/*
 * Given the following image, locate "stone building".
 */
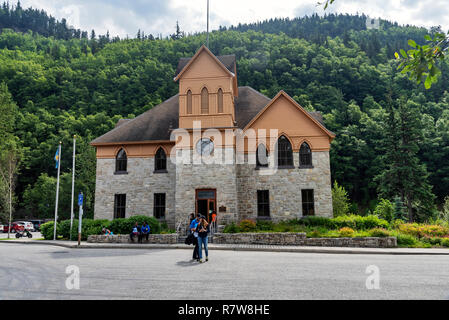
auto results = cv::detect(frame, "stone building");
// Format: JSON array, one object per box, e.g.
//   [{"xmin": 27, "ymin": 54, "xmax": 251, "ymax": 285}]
[{"xmin": 91, "ymin": 45, "xmax": 335, "ymax": 230}]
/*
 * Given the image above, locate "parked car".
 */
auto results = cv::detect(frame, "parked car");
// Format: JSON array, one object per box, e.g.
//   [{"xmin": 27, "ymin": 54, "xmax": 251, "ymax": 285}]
[
  {"xmin": 17, "ymin": 221, "xmax": 35, "ymax": 232},
  {"xmin": 3, "ymin": 222, "xmax": 24, "ymax": 233},
  {"xmin": 29, "ymin": 220, "xmax": 44, "ymax": 231}
]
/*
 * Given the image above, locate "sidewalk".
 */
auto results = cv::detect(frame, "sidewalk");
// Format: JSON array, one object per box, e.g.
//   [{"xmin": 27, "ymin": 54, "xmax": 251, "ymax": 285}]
[{"xmin": 3, "ymin": 239, "xmax": 449, "ymax": 255}]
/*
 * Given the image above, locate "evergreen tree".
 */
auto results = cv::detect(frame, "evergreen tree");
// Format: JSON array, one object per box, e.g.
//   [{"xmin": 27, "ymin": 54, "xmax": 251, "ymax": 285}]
[{"xmin": 376, "ymin": 97, "xmax": 436, "ymax": 221}]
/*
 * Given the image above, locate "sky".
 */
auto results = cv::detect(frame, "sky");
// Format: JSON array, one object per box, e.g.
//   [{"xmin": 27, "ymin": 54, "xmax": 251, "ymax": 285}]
[{"xmin": 18, "ymin": 0, "xmax": 449, "ymax": 38}]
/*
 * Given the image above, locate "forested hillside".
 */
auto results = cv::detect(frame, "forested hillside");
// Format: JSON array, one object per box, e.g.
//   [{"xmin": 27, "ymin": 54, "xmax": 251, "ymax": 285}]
[{"xmin": 0, "ymin": 3, "xmax": 447, "ymax": 221}]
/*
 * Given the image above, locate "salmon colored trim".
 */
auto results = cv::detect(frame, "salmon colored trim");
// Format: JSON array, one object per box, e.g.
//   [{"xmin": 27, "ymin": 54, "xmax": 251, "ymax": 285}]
[
  {"xmin": 174, "ymin": 45, "xmax": 235, "ymax": 82},
  {"xmin": 299, "ymin": 139, "xmax": 313, "ymax": 150},
  {"xmin": 243, "ymin": 91, "xmax": 335, "ymax": 139},
  {"xmin": 155, "ymin": 145, "xmax": 169, "ymax": 155},
  {"xmin": 114, "ymin": 146, "xmax": 130, "ymax": 157}
]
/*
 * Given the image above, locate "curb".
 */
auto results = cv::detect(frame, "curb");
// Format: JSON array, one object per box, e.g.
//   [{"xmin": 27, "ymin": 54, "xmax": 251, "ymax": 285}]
[{"xmin": 2, "ymin": 240, "xmax": 449, "ymax": 255}]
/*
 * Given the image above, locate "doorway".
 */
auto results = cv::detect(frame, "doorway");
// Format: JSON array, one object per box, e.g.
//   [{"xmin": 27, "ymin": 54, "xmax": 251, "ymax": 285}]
[{"xmin": 196, "ymin": 189, "xmax": 216, "ymax": 223}]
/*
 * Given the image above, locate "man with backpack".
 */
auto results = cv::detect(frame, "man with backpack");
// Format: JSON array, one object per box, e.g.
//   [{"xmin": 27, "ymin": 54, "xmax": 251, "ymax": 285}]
[{"xmin": 189, "ymin": 213, "xmax": 201, "ymax": 261}]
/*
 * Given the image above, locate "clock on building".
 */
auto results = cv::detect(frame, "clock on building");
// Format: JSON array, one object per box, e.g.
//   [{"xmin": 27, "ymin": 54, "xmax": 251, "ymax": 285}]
[{"xmin": 196, "ymin": 138, "xmax": 214, "ymax": 156}]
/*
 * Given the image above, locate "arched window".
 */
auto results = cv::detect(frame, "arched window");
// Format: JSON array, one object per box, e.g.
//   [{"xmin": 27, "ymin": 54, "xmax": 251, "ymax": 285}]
[
  {"xmin": 155, "ymin": 147, "xmax": 167, "ymax": 172},
  {"xmin": 115, "ymin": 148, "xmax": 127, "ymax": 173},
  {"xmin": 201, "ymin": 87, "xmax": 209, "ymax": 114},
  {"xmin": 256, "ymin": 144, "xmax": 268, "ymax": 168},
  {"xmin": 299, "ymin": 142, "xmax": 312, "ymax": 167},
  {"xmin": 217, "ymin": 88, "xmax": 223, "ymax": 113},
  {"xmin": 277, "ymin": 136, "xmax": 293, "ymax": 167},
  {"xmin": 186, "ymin": 90, "xmax": 192, "ymax": 114}
]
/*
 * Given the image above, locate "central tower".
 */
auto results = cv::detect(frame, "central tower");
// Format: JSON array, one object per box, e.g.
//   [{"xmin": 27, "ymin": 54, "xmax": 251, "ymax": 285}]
[{"xmin": 175, "ymin": 45, "xmax": 238, "ymax": 129}]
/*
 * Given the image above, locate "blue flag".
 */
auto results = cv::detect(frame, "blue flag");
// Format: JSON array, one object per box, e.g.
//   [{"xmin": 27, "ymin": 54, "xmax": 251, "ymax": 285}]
[{"xmin": 54, "ymin": 148, "xmax": 59, "ymax": 169}]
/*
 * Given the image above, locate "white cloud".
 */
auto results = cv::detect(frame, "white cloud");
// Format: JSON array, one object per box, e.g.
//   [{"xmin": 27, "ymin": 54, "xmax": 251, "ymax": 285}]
[{"xmin": 18, "ymin": 0, "xmax": 449, "ymax": 38}]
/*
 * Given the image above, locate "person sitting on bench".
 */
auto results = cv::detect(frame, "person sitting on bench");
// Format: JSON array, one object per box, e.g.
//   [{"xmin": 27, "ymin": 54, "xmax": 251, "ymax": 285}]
[
  {"xmin": 129, "ymin": 223, "xmax": 141, "ymax": 243},
  {"xmin": 140, "ymin": 222, "xmax": 150, "ymax": 243}
]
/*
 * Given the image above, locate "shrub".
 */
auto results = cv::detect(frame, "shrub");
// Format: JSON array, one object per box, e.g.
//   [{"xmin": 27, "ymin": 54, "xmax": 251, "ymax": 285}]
[
  {"xmin": 393, "ymin": 196, "xmax": 407, "ymax": 221},
  {"xmin": 109, "ymin": 215, "xmax": 161, "ymax": 235},
  {"xmin": 239, "ymin": 219, "xmax": 257, "ymax": 232},
  {"xmin": 40, "ymin": 221, "xmax": 59, "ymax": 240},
  {"xmin": 368, "ymin": 228, "xmax": 390, "ymax": 237},
  {"xmin": 441, "ymin": 238, "xmax": 449, "ymax": 247},
  {"xmin": 223, "ymin": 222, "xmax": 240, "ymax": 233},
  {"xmin": 332, "ymin": 215, "xmax": 389, "ymax": 230},
  {"xmin": 297, "ymin": 216, "xmax": 333, "ymax": 228},
  {"xmin": 374, "ymin": 199, "xmax": 394, "ymax": 222},
  {"xmin": 396, "ymin": 233, "xmax": 417, "ymax": 246},
  {"xmin": 339, "ymin": 227, "xmax": 355, "ymax": 237},
  {"xmin": 398, "ymin": 223, "xmax": 449, "ymax": 238},
  {"xmin": 332, "ymin": 181, "xmax": 350, "ymax": 217},
  {"xmin": 256, "ymin": 220, "xmax": 275, "ymax": 231}
]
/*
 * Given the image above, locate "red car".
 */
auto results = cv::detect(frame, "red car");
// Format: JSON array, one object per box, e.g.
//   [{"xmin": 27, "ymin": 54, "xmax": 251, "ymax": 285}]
[{"xmin": 3, "ymin": 222, "xmax": 25, "ymax": 233}]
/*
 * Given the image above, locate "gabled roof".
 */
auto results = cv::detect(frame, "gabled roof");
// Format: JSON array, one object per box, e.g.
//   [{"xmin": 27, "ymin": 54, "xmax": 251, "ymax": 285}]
[
  {"xmin": 175, "ymin": 55, "xmax": 236, "ymax": 79},
  {"xmin": 173, "ymin": 45, "xmax": 235, "ymax": 81},
  {"xmin": 243, "ymin": 90, "xmax": 336, "ymax": 139},
  {"xmin": 91, "ymin": 87, "xmax": 333, "ymax": 146}
]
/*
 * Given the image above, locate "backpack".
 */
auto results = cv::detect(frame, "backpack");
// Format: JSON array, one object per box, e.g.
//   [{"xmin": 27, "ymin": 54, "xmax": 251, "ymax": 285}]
[{"xmin": 185, "ymin": 233, "xmax": 195, "ymax": 245}]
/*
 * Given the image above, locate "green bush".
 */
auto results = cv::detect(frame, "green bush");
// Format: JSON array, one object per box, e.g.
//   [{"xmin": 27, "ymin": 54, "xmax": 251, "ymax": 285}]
[
  {"xmin": 109, "ymin": 215, "xmax": 161, "ymax": 235},
  {"xmin": 441, "ymin": 238, "xmax": 449, "ymax": 247},
  {"xmin": 40, "ymin": 221, "xmax": 59, "ymax": 240},
  {"xmin": 396, "ymin": 233, "xmax": 417, "ymax": 246},
  {"xmin": 256, "ymin": 220, "xmax": 275, "ymax": 231},
  {"xmin": 368, "ymin": 228, "xmax": 391, "ymax": 237},
  {"xmin": 332, "ymin": 215, "xmax": 389, "ymax": 230},
  {"xmin": 374, "ymin": 199, "xmax": 394, "ymax": 222},
  {"xmin": 332, "ymin": 181, "xmax": 350, "ymax": 217},
  {"xmin": 223, "ymin": 222, "xmax": 240, "ymax": 233},
  {"xmin": 297, "ymin": 216, "xmax": 333, "ymax": 228}
]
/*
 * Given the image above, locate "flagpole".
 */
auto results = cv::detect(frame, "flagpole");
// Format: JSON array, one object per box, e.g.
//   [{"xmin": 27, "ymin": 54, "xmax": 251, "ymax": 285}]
[
  {"xmin": 206, "ymin": 0, "xmax": 209, "ymax": 48},
  {"xmin": 53, "ymin": 142, "xmax": 62, "ymax": 241},
  {"xmin": 70, "ymin": 135, "xmax": 76, "ymax": 241}
]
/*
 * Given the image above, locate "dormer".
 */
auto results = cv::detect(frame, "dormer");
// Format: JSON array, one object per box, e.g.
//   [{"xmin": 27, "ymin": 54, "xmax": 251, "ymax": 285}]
[{"xmin": 174, "ymin": 45, "xmax": 238, "ymax": 129}]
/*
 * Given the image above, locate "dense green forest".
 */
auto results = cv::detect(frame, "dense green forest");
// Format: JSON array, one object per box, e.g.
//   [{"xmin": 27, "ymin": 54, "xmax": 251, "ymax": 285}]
[{"xmin": 0, "ymin": 2, "xmax": 447, "ymax": 222}]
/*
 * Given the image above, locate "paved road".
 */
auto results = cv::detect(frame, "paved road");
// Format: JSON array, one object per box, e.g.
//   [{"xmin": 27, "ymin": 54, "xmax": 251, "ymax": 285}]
[{"xmin": 1, "ymin": 243, "xmax": 449, "ymax": 300}]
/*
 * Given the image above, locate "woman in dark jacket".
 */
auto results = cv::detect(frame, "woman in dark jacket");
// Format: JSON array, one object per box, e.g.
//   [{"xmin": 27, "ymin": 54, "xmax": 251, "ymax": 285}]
[{"xmin": 196, "ymin": 216, "xmax": 210, "ymax": 263}]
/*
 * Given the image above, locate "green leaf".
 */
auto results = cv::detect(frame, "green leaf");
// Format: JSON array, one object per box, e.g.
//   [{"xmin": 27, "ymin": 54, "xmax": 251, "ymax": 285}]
[
  {"xmin": 424, "ymin": 35, "xmax": 432, "ymax": 41},
  {"xmin": 394, "ymin": 52, "xmax": 400, "ymax": 59},
  {"xmin": 408, "ymin": 40, "xmax": 417, "ymax": 48},
  {"xmin": 400, "ymin": 49, "xmax": 407, "ymax": 58},
  {"xmin": 424, "ymin": 75, "xmax": 432, "ymax": 89}
]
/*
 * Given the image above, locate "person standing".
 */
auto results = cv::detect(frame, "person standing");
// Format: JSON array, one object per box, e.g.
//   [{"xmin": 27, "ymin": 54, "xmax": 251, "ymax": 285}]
[
  {"xmin": 190, "ymin": 213, "xmax": 200, "ymax": 261},
  {"xmin": 196, "ymin": 216, "xmax": 210, "ymax": 263}
]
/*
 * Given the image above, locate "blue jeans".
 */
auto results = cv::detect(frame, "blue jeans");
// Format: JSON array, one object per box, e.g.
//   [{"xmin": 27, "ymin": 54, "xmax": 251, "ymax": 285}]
[{"xmin": 198, "ymin": 236, "xmax": 208, "ymax": 260}]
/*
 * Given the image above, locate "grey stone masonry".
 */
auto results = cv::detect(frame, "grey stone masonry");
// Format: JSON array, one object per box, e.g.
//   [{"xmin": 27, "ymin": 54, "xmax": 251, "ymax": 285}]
[
  {"xmin": 237, "ymin": 151, "xmax": 333, "ymax": 221},
  {"xmin": 94, "ymin": 156, "xmax": 176, "ymax": 227},
  {"xmin": 175, "ymin": 148, "xmax": 238, "ymax": 231},
  {"xmin": 214, "ymin": 233, "xmax": 397, "ymax": 248},
  {"xmin": 87, "ymin": 234, "xmax": 178, "ymax": 244}
]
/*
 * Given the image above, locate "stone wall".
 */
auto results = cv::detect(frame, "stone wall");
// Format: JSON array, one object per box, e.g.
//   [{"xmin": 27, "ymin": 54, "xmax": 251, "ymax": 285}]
[
  {"xmin": 87, "ymin": 234, "xmax": 178, "ymax": 244},
  {"xmin": 237, "ymin": 151, "xmax": 333, "ymax": 221},
  {"xmin": 175, "ymin": 147, "xmax": 238, "ymax": 231},
  {"xmin": 214, "ymin": 233, "xmax": 397, "ymax": 248},
  {"xmin": 214, "ymin": 232, "xmax": 306, "ymax": 245},
  {"xmin": 94, "ymin": 156, "xmax": 176, "ymax": 227}
]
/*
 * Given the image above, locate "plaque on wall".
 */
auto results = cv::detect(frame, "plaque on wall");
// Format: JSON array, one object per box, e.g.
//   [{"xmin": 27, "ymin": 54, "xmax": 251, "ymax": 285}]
[{"xmin": 219, "ymin": 206, "xmax": 226, "ymax": 212}]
